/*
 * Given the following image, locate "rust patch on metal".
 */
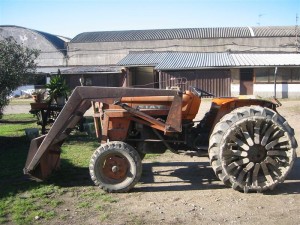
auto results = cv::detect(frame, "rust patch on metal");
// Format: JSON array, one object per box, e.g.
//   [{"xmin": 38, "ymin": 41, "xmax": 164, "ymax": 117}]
[{"xmin": 102, "ymin": 154, "xmax": 129, "ymax": 180}]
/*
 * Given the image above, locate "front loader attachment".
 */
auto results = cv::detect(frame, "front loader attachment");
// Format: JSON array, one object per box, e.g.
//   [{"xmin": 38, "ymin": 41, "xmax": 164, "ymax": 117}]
[
  {"xmin": 25, "ymin": 135, "xmax": 62, "ymax": 180},
  {"xmin": 24, "ymin": 87, "xmax": 180, "ymax": 180}
]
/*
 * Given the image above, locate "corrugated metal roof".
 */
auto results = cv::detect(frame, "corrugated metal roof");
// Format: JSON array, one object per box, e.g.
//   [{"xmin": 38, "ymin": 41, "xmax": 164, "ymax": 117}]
[
  {"xmin": 71, "ymin": 26, "xmax": 299, "ymax": 43},
  {"xmin": 35, "ymin": 67, "xmax": 71, "ymax": 74},
  {"xmin": 35, "ymin": 30, "xmax": 69, "ymax": 51},
  {"xmin": 117, "ymin": 51, "xmax": 300, "ymax": 70},
  {"xmin": 252, "ymin": 26, "xmax": 299, "ymax": 37},
  {"xmin": 231, "ymin": 54, "xmax": 300, "ymax": 66},
  {"xmin": 61, "ymin": 66, "xmax": 122, "ymax": 74},
  {"xmin": 71, "ymin": 27, "xmax": 252, "ymax": 43},
  {"xmin": 155, "ymin": 52, "xmax": 235, "ymax": 70},
  {"xmin": 117, "ymin": 52, "xmax": 168, "ymax": 66}
]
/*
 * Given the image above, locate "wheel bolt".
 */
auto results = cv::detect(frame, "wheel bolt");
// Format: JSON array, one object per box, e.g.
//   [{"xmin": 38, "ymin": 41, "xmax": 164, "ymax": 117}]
[{"xmin": 112, "ymin": 166, "xmax": 119, "ymax": 173}]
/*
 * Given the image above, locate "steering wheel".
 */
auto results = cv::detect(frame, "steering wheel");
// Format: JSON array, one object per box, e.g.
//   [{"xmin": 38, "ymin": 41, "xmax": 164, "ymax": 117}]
[{"xmin": 190, "ymin": 87, "xmax": 214, "ymax": 97}]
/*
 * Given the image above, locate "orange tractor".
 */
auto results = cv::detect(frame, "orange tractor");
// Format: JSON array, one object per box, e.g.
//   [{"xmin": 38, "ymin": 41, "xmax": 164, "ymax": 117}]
[{"xmin": 24, "ymin": 86, "xmax": 297, "ymax": 193}]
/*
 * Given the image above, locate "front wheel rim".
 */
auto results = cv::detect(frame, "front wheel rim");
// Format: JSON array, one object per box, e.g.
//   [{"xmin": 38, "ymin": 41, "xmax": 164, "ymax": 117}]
[{"xmin": 101, "ymin": 153, "xmax": 129, "ymax": 182}]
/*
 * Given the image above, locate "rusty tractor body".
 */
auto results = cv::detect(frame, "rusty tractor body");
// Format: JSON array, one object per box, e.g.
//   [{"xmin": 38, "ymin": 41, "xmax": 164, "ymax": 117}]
[{"xmin": 24, "ymin": 86, "xmax": 297, "ymax": 193}]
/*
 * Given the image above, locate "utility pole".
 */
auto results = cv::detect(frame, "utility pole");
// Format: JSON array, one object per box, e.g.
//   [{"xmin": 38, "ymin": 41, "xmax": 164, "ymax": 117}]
[
  {"xmin": 296, "ymin": 14, "xmax": 299, "ymax": 52},
  {"xmin": 274, "ymin": 67, "xmax": 278, "ymax": 98}
]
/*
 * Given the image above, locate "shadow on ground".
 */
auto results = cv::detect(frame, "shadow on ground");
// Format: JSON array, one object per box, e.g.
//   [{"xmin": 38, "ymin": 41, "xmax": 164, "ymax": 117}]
[
  {"xmin": 135, "ymin": 161, "xmax": 225, "ymax": 192},
  {"xmin": 0, "ymin": 119, "xmax": 36, "ymax": 124},
  {"xmin": 134, "ymin": 158, "xmax": 300, "ymax": 194},
  {"xmin": 0, "ymin": 135, "xmax": 93, "ymax": 198},
  {"xmin": 1, "ymin": 134, "xmax": 300, "ymax": 198}
]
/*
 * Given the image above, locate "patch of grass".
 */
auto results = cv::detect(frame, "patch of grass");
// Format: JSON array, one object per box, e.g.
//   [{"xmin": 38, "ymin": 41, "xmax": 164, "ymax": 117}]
[
  {"xmin": 95, "ymin": 204, "xmax": 104, "ymax": 211},
  {"xmin": 0, "ymin": 114, "xmax": 38, "ymax": 182},
  {"xmin": 95, "ymin": 204, "xmax": 111, "ymax": 221},
  {"xmin": 61, "ymin": 141, "xmax": 97, "ymax": 167},
  {"xmin": 77, "ymin": 201, "xmax": 92, "ymax": 209},
  {"xmin": 10, "ymin": 197, "xmax": 39, "ymax": 224},
  {"xmin": 99, "ymin": 213, "xmax": 109, "ymax": 222},
  {"xmin": 9, "ymin": 98, "xmax": 33, "ymax": 105},
  {"xmin": 0, "ymin": 114, "xmax": 116, "ymax": 224},
  {"xmin": 1, "ymin": 113, "xmax": 35, "ymax": 120},
  {"xmin": 144, "ymin": 153, "xmax": 161, "ymax": 160},
  {"xmin": 0, "ymin": 184, "xmax": 62, "ymax": 224},
  {"xmin": 80, "ymin": 188, "xmax": 118, "ymax": 205},
  {"xmin": 101, "ymin": 194, "xmax": 118, "ymax": 203},
  {"xmin": 30, "ymin": 184, "xmax": 62, "ymax": 198},
  {"xmin": 0, "ymin": 113, "xmax": 38, "ymax": 136},
  {"xmin": 44, "ymin": 199, "xmax": 64, "ymax": 207}
]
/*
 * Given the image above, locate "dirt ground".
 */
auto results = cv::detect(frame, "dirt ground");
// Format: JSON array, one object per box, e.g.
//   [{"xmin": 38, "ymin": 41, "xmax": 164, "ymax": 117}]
[
  {"xmin": 4, "ymin": 99, "xmax": 300, "ymax": 225},
  {"xmin": 104, "ymin": 99, "xmax": 300, "ymax": 225}
]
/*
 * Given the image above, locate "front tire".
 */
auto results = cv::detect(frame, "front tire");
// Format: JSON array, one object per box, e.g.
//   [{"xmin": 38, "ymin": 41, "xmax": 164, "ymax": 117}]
[
  {"xmin": 89, "ymin": 141, "xmax": 142, "ymax": 193},
  {"xmin": 209, "ymin": 106, "xmax": 297, "ymax": 192}
]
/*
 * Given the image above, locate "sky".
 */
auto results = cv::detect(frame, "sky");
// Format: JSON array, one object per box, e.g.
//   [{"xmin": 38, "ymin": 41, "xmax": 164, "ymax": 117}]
[{"xmin": 0, "ymin": 0, "xmax": 300, "ymax": 38}]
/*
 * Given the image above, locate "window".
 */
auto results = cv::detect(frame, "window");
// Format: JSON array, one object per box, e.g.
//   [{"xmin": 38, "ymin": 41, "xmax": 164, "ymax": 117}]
[
  {"xmin": 276, "ymin": 68, "xmax": 291, "ymax": 82},
  {"xmin": 255, "ymin": 67, "xmax": 300, "ymax": 83},
  {"xmin": 231, "ymin": 69, "xmax": 240, "ymax": 84},
  {"xmin": 255, "ymin": 68, "xmax": 270, "ymax": 82},
  {"xmin": 291, "ymin": 68, "xmax": 300, "ymax": 82}
]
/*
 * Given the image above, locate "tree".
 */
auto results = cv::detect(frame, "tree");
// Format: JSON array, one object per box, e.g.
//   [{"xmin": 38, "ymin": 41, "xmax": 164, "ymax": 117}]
[{"xmin": 0, "ymin": 37, "xmax": 39, "ymax": 117}]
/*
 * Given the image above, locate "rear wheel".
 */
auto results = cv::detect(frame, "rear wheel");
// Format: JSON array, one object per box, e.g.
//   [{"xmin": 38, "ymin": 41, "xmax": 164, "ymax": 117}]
[
  {"xmin": 89, "ymin": 141, "xmax": 142, "ymax": 193},
  {"xmin": 209, "ymin": 106, "xmax": 297, "ymax": 192}
]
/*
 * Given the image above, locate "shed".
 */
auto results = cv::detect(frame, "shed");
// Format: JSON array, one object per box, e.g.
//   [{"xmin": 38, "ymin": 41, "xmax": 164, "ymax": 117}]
[{"xmin": 117, "ymin": 52, "xmax": 300, "ymax": 98}]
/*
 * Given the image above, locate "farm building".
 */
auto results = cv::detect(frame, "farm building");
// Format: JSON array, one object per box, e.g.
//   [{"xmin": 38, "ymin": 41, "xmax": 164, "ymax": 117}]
[
  {"xmin": 68, "ymin": 26, "xmax": 300, "ymax": 98},
  {"xmin": 1, "ymin": 25, "xmax": 300, "ymax": 98},
  {"xmin": 117, "ymin": 51, "xmax": 300, "ymax": 98},
  {"xmin": 0, "ymin": 25, "xmax": 68, "ymax": 70},
  {"xmin": 0, "ymin": 25, "xmax": 70, "ymax": 93}
]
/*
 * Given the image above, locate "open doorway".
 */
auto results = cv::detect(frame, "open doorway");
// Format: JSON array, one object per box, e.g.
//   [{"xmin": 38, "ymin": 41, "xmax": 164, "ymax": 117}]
[
  {"xmin": 240, "ymin": 68, "xmax": 253, "ymax": 95},
  {"xmin": 131, "ymin": 67, "xmax": 155, "ymax": 88}
]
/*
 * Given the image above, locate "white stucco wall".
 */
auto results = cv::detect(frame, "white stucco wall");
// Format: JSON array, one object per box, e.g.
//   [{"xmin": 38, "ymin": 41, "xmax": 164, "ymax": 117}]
[{"xmin": 231, "ymin": 84, "xmax": 300, "ymax": 99}]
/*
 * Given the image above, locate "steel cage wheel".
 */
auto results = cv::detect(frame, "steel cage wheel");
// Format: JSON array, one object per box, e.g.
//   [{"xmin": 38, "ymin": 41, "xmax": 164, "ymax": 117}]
[
  {"xmin": 89, "ymin": 141, "xmax": 142, "ymax": 193},
  {"xmin": 209, "ymin": 106, "xmax": 297, "ymax": 193}
]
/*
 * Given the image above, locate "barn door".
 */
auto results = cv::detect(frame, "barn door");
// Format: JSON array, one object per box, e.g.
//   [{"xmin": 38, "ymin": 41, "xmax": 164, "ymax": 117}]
[
  {"xmin": 240, "ymin": 68, "xmax": 253, "ymax": 95},
  {"xmin": 133, "ymin": 67, "xmax": 155, "ymax": 88}
]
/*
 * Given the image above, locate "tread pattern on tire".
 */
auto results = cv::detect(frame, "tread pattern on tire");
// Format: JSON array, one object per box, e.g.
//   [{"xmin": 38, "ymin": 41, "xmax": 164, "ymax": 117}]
[
  {"xmin": 208, "ymin": 105, "xmax": 297, "ymax": 192},
  {"xmin": 89, "ymin": 141, "xmax": 142, "ymax": 193}
]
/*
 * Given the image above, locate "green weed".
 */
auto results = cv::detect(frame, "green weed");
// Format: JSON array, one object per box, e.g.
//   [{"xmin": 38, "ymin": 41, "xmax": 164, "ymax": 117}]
[
  {"xmin": 77, "ymin": 201, "xmax": 91, "ymax": 209},
  {"xmin": 144, "ymin": 153, "xmax": 161, "ymax": 160},
  {"xmin": 99, "ymin": 212, "xmax": 109, "ymax": 221}
]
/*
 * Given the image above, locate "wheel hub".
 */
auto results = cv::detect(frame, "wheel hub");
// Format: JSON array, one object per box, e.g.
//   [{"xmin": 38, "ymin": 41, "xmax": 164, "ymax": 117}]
[
  {"xmin": 102, "ymin": 155, "xmax": 129, "ymax": 180},
  {"xmin": 248, "ymin": 144, "xmax": 267, "ymax": 163},
  {"xmin": 111, "ymin": 165, "xmax": 119, "ymax": 173}
]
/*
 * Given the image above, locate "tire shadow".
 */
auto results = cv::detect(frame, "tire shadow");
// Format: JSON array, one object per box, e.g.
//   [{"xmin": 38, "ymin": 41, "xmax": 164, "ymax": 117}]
[
  {"xmin": 134, "ymin": 161, "xmax": 226, "ymax": 192},
  {"xmin": 134, "ymin": 158, "xmax": 300, "ymax": 194}
]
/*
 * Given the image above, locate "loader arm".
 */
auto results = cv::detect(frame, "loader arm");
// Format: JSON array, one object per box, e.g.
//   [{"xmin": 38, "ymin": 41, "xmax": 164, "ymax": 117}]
[{"xmin": 24, "ymin": 86, "xmax": 180, "ymax": 180}]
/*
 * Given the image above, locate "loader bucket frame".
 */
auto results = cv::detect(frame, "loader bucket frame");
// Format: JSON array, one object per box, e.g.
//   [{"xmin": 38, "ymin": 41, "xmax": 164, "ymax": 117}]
[{"xmin": 24, "ymin": 87, "xmax": 181, "ymax": 180}]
